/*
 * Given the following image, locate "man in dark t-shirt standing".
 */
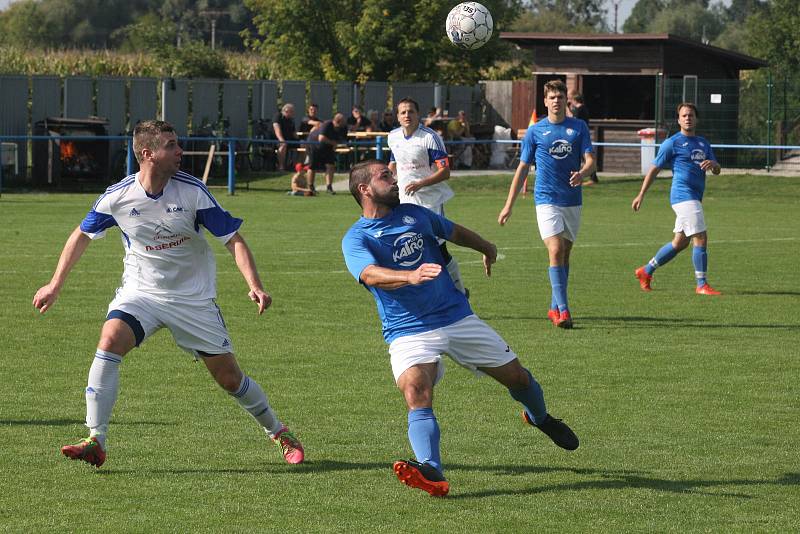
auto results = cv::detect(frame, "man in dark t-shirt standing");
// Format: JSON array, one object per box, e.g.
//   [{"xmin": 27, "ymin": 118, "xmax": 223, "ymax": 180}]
[
  {"xmin": 568, "ymin": 92, "xmax": 598, "ymax": 185},
  {"xmin": 306, "ymin": 113, "xmax": 349, "ymax": 194},
  {"xmin": 270, "ymin": 103, "xmax": 298, "ymax": 171}
]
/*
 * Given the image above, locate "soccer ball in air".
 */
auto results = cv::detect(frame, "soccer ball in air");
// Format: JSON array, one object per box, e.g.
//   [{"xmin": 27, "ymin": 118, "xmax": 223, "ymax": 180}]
[{"xmin": 446, "ymin": 2, "xmax": 493, "ymax": 50}]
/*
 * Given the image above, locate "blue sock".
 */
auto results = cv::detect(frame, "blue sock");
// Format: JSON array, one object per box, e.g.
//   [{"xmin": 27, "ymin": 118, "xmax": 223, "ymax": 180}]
[
  {"xmin": 509, "ymin": 368, "xmax": 547, "ymax": 425},
  {"xmin": 692, "ymin": 246, "xmax": 708, "ymax": 286},
  {"xmin": 645, "ymin": 243, "xmax": 679, "ymax": 275},
  {"xmin": 550, "ymin": 266, "xmax": 570, "ymax": 310},
  {"xmin": 407, "ymin": 408, "xmax": 442, "ymax": 472},
  {"xmin": 548, "ymin": 266, "xmax": 569, "ymax": 312}
]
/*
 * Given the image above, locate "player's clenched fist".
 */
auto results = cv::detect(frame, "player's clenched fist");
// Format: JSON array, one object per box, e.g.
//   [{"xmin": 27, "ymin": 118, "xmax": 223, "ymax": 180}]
[{"xmin": 410, "ymin": 263, "xmax": 442, "ymax": 285}]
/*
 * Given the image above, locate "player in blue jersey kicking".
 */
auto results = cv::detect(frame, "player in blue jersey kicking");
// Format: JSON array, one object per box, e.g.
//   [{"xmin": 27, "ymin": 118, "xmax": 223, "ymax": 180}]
[
  {"xmin": 498, "ymin": 80, "xmax": 596, "ymax": 329},
  {"xmin": 342, "ymin": 160, "xmax": 578, "ymax": 497},
  {"xmin": 32, "ymin": 120, "xmax": 304, "ymax": 467},
  {"xmin": 632, "ymin": 103, "xmax": 722, "ymax": 295}
]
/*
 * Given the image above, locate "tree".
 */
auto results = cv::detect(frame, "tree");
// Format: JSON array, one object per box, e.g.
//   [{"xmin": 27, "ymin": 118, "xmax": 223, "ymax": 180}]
[
  {"xmin": 648, "ymin": 2, "xmax": 724, "ymax": 43},
  {"xmin": 622, "ymin": 0, "xmax": 665, "ymax": 33},
  {"xmin": 244, "ymin": 0, "xmax": 523, "ymax": 84},
  {"xmin": 745, "ymin": 0, "xmax": 800, "ymax": 78},
  {"xmin": 516, "ymin": 0, "xmax": 607, "ymax": 32}
]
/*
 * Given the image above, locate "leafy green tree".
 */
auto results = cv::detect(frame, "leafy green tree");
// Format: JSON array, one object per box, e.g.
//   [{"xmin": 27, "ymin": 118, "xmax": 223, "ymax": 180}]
[
  {"xmin": 0, "ymin": 1, "xmax": 51, "ymax": 48},
  {"xmin": 521, "ymin": 0, "xmax": 607, "ymax": 31},
  {"xmin": 511, "ymin": 6, "xmax": 598, "ymax": 33},
  {"xmin": 622, "ymin": 0, "xmax": 665, "ymax": 33},
  {"xmin": 648, "ymin": 2, "xmax": 724, "ymax": 42},
  {"xmin": 244, "ymin": 0, "xmax": 523, "ymax": 84},
  {"xmin": 623, "ymin": 0, "xmax": 725, "ymax": 42},
  {"xmin": 113, "ymin": 13, "xmax": 181, "ymax": 52},
  {"xmin": 745, "ymin": 0, "xmax": 799, "ymax": 78}
]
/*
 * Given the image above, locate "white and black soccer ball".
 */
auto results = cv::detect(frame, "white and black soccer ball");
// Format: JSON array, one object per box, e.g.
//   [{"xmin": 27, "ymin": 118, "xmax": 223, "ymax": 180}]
[{"xmin": 446, "ymin": 2, "xmax": 493, "ymax": 50}]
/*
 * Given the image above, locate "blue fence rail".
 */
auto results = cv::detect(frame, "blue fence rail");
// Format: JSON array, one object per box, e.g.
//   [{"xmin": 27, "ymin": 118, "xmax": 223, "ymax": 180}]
[{"xmin": 1, "ymin": 134, "xmax": 798, "ymax": 197}]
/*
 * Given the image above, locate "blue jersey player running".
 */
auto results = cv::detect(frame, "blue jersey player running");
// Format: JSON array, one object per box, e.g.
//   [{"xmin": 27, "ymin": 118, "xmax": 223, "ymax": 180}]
[
  {"xmin": 498, "ymin": 80, "xmax": 596, "ymax": 328},
  {"xmin": 632, "ymin": 102, "xmax": 722, "ymax": 295},
  {"xmin": 342, "ymin": 160, "xmax": 578, "ymax": 497}
]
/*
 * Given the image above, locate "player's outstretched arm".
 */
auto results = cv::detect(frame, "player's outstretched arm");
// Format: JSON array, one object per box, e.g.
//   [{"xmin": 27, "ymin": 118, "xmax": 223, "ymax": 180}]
[
  {"xmin": 498, "ymin": 161, "xmax": 530, "ymax": 225},
  {"xmin": 225, "ymin": 232, "xmax": 272, "ymax": 315},
  {"xmin": 632, "ymin": 165, "xmax": 661, "ymax": 212},
  {"xmin": 32, "ymin": 227, "xmax": 91, "ymax": 314},
  {"xmin": 360, "ymin": 263, "xmax": 442, "ymax": 289},
  {"xmin": 448, "ymin": 224, "xmax": 497, "ymax": 277}
]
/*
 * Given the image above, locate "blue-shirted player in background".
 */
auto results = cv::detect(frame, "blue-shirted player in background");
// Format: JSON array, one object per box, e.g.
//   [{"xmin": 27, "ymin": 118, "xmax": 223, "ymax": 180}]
[
  {"xmin": 32, "ymin": 120, "xmax": 304, "ymax": 467},
  {"xmin": 498, "ymin": 80, "xmax": 596, "ymax": 329},
  {"xmin": 342, "ymin": 160, "xmax": 578, "ymax": 497},
  {"xmin": 632, "ymin": 103, "xmax": 722, "ymax": 295}
]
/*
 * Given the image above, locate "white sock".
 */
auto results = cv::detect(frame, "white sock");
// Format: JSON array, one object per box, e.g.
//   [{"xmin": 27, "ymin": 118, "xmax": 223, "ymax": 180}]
[
  {"xmin": 86, "ymin": 349, "xmax": 122, "ymax": 448},
  {"xmin": 230, "ymin": 376, "xmax": 282, "ymax": 436},
  {"xmin": 446, "ymin": 258, "xmax": 466, "ymax": 294}
]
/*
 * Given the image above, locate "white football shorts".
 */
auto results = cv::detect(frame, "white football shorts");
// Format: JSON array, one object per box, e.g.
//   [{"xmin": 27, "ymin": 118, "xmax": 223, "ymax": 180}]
[
  {"xmin": 107, "ymin": 290, "xmax": 234, "ymax": 357},
  {"xmin": 535, "ymin": 204, "xmax": 582, "ymax": 242},
  {"xmin": 671, "ymin": 200, "xmax": 707, "ymax": 236},
  {"xmin": 388, "ymin": 314, "xmax": 518, "ymax": 384}
]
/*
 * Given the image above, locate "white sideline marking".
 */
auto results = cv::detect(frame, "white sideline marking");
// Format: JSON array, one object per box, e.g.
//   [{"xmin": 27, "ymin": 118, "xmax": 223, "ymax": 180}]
[{"xmin": 4, "ymin": 237, "xmax": 797, "ymax": 275}]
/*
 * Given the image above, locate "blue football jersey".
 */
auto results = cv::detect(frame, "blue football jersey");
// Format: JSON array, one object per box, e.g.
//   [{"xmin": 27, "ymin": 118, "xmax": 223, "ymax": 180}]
[
  {"xmin": 652, "ymin": 133, "xmax": 716, "ymax": 204},
  {"xmin": 342, "ymin": 204, "xmax": 472, "ymax": 343},
  {"xmin": 520, "ymin": 117, "xmax": 593, "ymax": 207}
]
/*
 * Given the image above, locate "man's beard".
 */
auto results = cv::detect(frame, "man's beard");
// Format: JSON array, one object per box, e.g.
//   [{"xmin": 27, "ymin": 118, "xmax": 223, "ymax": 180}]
[{"xmin": 376, "ymin": 188, "xmax": 400, "ymax": 208}]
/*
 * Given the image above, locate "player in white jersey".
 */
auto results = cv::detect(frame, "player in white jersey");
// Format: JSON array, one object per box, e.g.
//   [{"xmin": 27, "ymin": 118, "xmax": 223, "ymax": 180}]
[
  {"xmin": 32, "ymin": 120, "xmax": 304, "ymax": 467},
  {"xmin": 388, "ymin": 97, "xmax": 467, "ymax": 295}
]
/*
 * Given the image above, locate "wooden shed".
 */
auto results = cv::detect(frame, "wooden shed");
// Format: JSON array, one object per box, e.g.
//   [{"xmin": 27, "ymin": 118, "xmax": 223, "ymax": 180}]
[{"xmin": 489, "ymin": 33, "xmax": 767, "ymax": 171}]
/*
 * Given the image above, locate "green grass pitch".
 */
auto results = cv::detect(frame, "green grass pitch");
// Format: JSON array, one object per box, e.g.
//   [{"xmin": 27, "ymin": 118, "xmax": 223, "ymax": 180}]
[{"xmin": 0, "ymin": 173, "xmax": 798, "ymax": 531}]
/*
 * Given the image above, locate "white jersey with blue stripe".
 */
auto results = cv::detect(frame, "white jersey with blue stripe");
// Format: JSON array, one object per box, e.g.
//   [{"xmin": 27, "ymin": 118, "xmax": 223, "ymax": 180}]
[
  {"xmin": 388, "ymin": 124, "xmax": 453, "ymax": 209},
  {"xmin": 79, "ymin": 171, "xmax": 242, "ymax": 302}
]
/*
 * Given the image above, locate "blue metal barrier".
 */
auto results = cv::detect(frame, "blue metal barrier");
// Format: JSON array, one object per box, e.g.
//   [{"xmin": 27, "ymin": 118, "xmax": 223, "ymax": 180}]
[{"xmin": 1, "ymin": 134, "xmax": 799, "ymax": 197}]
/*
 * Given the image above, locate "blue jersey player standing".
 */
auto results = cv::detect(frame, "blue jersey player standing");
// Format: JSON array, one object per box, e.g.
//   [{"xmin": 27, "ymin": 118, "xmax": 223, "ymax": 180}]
[
  {"xmin": 342, "ymin": 160, "xmax": 578, "ymax": 497},
  {"xmin": 632, "ymin": 103, "xmax": 722, "ymax": 295},
  {"xmin": 32, "ymin": 120, "xmax": 304, "ymax": 467},
  {"xmin": 498, "ymin": 80, "xmax": 596, "ymax": 328}
]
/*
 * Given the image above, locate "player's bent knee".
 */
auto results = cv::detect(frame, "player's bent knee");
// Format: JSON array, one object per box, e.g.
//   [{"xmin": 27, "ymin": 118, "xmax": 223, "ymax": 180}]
[
  {"xmin": 401, "ymin": 383, "xmax": 433, "ymax": 408},
  {"xmin": 97, "ymin": 317, "xmax": 138, "ymax": 356}
]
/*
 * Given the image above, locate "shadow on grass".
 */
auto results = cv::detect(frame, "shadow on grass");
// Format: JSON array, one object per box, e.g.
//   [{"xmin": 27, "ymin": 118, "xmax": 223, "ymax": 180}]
[
  {"xmin": 576, "ymin": 316, "xmax": 799, "ymax": 329},
  {"xmin": 736, "ymin": 290, "xmax": 800, "ymax": 296},
  {"xmin": 0, "ymin": 418, "xmax": 172, "ymax": 426},
  {"xmin": 93, "ymin": 459, "xmax": 799, "ymax": 502},
  {"xmin": 96, "ymin": 459, "xmax": 389, "ymax": 477},
  {"xmin": 446, "ymin": 465, "xmax": 800, "ymax": 500}
]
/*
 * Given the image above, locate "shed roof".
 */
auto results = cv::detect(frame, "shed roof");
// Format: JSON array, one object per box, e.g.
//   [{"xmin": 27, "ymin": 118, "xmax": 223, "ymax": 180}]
[{"xmin": 500, "ymin": 33, "xmax": 767, "ymax": 71}]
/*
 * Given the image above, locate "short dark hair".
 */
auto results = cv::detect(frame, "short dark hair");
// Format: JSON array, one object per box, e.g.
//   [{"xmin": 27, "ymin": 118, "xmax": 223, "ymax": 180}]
[
  {"xmin": 570, "ymin": 92, "xmax": 584, "ymax": 104},
  {"xmin": 349, "ymin": 159, "xmax": 383, "ymax": 207},
  {"xmin": 543, "ymin": 80, "xmax": 567, "ymax": 97},
  {"xmin": 677, "ymin": 102, "xmax": 699, "ymax": 118},
  {"xmin": 397, "ymin": 97, "xmax": 419, "ymax": 113},
  {"xmin": 133, "ymin": 120, "xmax": 175, "ymax": 163}
]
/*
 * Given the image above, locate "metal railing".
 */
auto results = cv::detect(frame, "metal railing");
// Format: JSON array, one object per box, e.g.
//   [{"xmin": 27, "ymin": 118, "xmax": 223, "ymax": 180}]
[{"xmin": 2, "ymin": 134, "xmax": 799, "ymax": 196}]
